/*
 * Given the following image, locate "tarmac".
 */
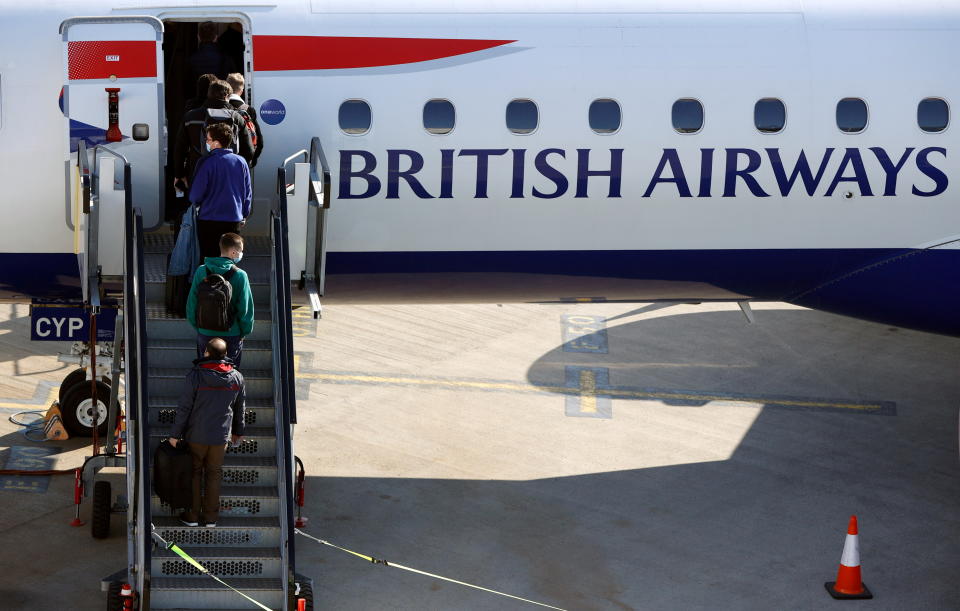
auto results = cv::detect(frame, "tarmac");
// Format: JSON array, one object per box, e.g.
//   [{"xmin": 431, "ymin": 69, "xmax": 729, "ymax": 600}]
[{"xmin": 0, "ymin": 300, "xmax": 958, "ymax": 610}]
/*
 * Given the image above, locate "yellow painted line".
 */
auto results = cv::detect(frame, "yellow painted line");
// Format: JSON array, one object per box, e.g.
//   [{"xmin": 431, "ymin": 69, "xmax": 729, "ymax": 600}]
[
  {"xmin": 578, "ymin": 370, "xmax": 597, "ymax": 413},
  {"xmin": 295, "ymin": 371, "xmax": 884, "ymax": 412},
  {"xmin": 0, "ymin": 387, "xmax": 58, "ymax": 410}
]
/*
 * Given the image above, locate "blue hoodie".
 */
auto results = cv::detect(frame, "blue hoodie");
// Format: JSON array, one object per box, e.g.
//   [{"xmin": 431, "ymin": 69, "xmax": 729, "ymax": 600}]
[{"xmin": 189, "ymin": 148, "xmax": 251, "ymax": 222}]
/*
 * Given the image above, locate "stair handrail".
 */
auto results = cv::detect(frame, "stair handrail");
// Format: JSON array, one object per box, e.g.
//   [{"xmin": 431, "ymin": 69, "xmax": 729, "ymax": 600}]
[
  {"xmin": 304, "ymin": 137, "xmax": 330, "ymax": 306},
  {"xmin": 121, "ymin": 162, "xmax": 152, "ymax": 607},
  {"xmin": 272, "ymin": 153, "xmax": 304, "ymax": 606}
]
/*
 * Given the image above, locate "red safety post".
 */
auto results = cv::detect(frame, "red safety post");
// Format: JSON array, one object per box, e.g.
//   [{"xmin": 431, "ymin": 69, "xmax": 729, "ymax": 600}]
[
  {"xmin": 70, "ymin": 467, "xmax": 85, "ymax": 527},
  {"xmin": 120, "ymin": 583, "xmax": 134, "ymax": 610},
  {"xmin": 90, "ymin": 310, "xmax": 100, "ymax": 457},
  {"xmin": 295, "ymin": 458, "xmax": 307, "ymax": 527},
  {"xmin": 298, "ymin": 598, "xmax": 306, "ymax": 611}
]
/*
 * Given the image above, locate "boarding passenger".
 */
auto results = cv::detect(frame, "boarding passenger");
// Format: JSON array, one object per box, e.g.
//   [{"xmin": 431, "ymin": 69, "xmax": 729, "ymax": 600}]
[
  {"xmin": 184, "ymin": 73, "xmax": 217, "ymax": 113},
  {"xmin": 186, "ymin": 232, "xmax": 254, "ymax": 367},
  {"xmin": 188, "ymin": 122, "xmax": 252, "ymax": 259},
  {"xmin": 188, "ymin": 21, "xmax": 237, "ymax": 83},
  {"xmin": 225, "ymin": 72, "xmax": 264, "ymax": 167},
  {"xmin": 168, "ymin": 337, "xmax": 245, "ymax": 528},
  {"xmin": 173, "ymin": 79, "xmax": 255, "ymax": 188}
]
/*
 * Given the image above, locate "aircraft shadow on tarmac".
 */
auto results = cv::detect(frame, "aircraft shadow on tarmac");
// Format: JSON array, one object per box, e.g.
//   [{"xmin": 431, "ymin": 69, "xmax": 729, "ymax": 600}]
[{"xmin": 303, "ymin": 308, "xmax": 960, "ymax": 610}]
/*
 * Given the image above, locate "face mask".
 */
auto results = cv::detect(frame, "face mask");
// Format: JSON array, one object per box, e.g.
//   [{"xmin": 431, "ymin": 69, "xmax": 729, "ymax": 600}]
[
  {"xmin": 205, "ymin": 142, "xmax": 212, "ymax": 153},
  {"xmin": 233, "ymin": 252, "xmax": 243, "ymax": 263}
]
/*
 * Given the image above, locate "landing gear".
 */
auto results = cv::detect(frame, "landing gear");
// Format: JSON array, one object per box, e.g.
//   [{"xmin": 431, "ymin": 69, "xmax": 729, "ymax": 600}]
[
  {"xmin": 60, "ymin": 380, "xmax": 111, "ymax": 437},
  {"xmin": 58, "ymin": 367, "xmax": 111, "ymax": 403},
  {"xmin": 292, "ymin": 576, "xmax": 314, "ymax": 610}
]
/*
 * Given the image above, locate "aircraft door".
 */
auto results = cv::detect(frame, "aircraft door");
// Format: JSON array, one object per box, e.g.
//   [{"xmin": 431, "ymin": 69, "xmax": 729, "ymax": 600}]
[{"xmin": 60, "ymin": 17, "xmax": 165, "ymax": 229}]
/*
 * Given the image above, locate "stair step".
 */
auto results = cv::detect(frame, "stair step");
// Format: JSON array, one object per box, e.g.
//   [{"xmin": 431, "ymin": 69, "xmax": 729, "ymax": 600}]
[
  {"xmin": 144, "ymin": 232, "xmax": 272, "ymax": 255},
  {"xmin": 147, "ymin": 339, "xmax": 274, "ymax": 370},
  {"xmin": 149, "ymin": 576, "xmax": 283, "ymax": 610},
  {"xmin": 145, "ymin": 305, "xmax": 272, "ymax": 340},
  {"xmin": 153, "ymin": 546, "xmax": 283, "ymax": 579},
  {"xmin": 148, "ymin": 367, "xmax": 274, "ymax": 398},
  {"xmin": 148, "ymin": 397, "xmax": 275, "ymax": 428},
  {"xmin": 150, "ymin": 427, "xmax": 277, "ymax": 457},
  {"xmin": 153, "ymin": 486, "xmax": 281, "ymax": 518},
  {"xmin": 153, "ymin": 516, "xmax": 281, "ymax": 548}
]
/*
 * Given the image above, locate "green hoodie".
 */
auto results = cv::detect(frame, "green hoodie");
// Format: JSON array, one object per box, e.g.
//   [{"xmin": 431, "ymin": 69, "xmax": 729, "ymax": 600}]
[{"xmin": 186, "ymin": 256, "xmax": 255, "ymax": 337}]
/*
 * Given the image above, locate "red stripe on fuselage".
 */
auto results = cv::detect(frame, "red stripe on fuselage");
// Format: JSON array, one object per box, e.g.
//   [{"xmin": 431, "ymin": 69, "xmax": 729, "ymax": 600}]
[
  {"xmin": 67, "ymin": 40, "xmax": 156, "ymax": 80},
  {"xmin": 252, "ymin": 35, "xmax": 515, "ymax": 71}
]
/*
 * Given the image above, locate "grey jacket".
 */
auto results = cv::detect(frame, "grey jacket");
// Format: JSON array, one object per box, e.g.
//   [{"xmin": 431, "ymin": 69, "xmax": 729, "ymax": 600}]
[{"xmin": 171, "ymin": 357, "xmax": 246, "ymax": 445}]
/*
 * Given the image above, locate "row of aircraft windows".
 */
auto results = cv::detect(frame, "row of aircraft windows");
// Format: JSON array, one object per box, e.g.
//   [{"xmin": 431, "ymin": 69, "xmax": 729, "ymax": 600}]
[{"xmin": 338, "ymin": 97, "xmax": 951, "ymax": 136}]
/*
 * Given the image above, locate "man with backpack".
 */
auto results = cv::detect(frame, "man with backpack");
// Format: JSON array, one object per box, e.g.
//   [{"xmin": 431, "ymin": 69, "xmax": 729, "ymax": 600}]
[
  {"xmin": 168, "ymin": 337, "xmax": 245, "ymax": 528},
  {"xmin": 189, "ymin": 122, "xmax": 252, "ymax": 260},
  {"xmin": 172, "ymin": 79, "xmax": 255, "ymax": 190},
  {"xmin": 186, "ymin": 233, "xmax": 254, "ymax": 366},
  {"xmin": 226, "ymin": 72, "xmax": 263, "ymax": 167}
]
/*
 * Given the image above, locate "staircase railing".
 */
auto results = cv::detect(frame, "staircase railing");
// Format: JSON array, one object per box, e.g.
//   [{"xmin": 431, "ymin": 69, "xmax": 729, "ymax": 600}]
[
  {"xmin": 272, "ymin": 151, "xmax": 303, "ymax": 606},
  {"xmin": 121, "ymin": 160, "xmax": 152, "ymax": 607}
]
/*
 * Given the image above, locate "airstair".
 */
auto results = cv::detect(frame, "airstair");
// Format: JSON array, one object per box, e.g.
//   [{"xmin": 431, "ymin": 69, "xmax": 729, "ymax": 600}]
[{"xmin": 79, "ymin": 139, "xmax": 329, "ymax": 610}]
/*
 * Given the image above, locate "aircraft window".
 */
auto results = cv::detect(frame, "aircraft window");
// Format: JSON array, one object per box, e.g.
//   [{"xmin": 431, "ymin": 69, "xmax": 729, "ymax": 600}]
[
  {"xmin": 339, "ymin": 100, "xmax": 371, "ymax": 135},
  {"xmin": 918, "ymin": 98, "xmax": 949, "ymax": 133},
  {"xmin": 423, "ymin": 99, "xmax": 455, "ymax": 135},
  {"xmin": 836, "ymin": 98, "xmax": 868, "ymax": 133},
  {"xmin": 589, "ymin": 99, "xmax": 621, "ymax": 134},
  {"xmin": 506, "ymin": 99, "xmax": 538, "ymax": 134},
  {"xmin": 754, "ymin": 98, "xmax": 785, "ymax": 133},
  {"xmin": 672, "ymin": 99, "xmax": 703, "ymax": 134}
]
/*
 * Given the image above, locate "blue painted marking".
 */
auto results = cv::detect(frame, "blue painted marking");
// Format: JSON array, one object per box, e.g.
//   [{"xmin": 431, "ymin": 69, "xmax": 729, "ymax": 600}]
[
  {"xmin": 0, "ymin": 446, "xmax": 61, "ymax": 493},
  {"xmin": 562, "ymin": 314, "xmax": 608, "ymax": 353},
  {"xmin": 565, "ymin": 366, "xmax": 612, "ymax": 419},
  {"xmin": 259, "ymin": 99, "xmax": 286, "ymax": 125},
  {"xmin": 31, "ymin": 306, "xmax": 116, "ymax": 342}
]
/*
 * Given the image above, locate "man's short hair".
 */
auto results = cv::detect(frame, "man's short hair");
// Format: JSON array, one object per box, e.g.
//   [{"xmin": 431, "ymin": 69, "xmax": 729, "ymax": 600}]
[
  {"xmin": 226, "ymin": 73, "xmax": 244, "ymax": 94},
  {"xmin": 206, "ymin": 123, "xmax": 234, "ymax": 148},
  {"xmin": 207, "ymin": 79, "xmax": 232, "ymax": 101},
  {"xmin": 206, "ymin": 337, "xmax": 228, "ymax": 360},
  {"xmin": 219, "ymin": 232, "xmax": 244, "ymax": 253},
  {"xmin": 198, "ymin": 21, "xmax": 218, "ymax": 43}
]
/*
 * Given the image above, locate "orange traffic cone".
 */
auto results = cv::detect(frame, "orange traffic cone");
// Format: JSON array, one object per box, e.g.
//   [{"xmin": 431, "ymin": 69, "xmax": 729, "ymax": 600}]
[{"xmin": 825, "ymin": 515, "xmax": 873, "ymax": 599}]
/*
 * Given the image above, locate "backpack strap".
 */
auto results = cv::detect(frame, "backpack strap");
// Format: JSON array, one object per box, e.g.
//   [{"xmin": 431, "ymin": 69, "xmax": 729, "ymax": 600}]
[
  {"xmin": 222, "ymin": 266, "xmax": 237, "ymax": 281},
  {"xmin": 205, "ymin": 265, "xmax": 214, "ymax": 277}
]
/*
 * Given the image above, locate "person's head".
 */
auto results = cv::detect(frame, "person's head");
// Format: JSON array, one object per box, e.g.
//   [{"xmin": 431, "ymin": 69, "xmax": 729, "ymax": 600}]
[
  {"xmin": 204, "ymin": 337, "xmax": 228, "ymax": 360},
  {"xmin": 205, "ymin": 123, "xmax": 233, "ymax": 150},
  {"xmin": 207, "ymin": 79, "xmax": 232, "ymax": 102},
  {"xmin": 219, "ymin": 232, "xmax": 244, "ymax": 261},
  {"xmin": 195, "ymin": 73, "xmax": 216, "ymax": 100},
  {"xmin": 226, "ymin": 73, "xmax": 244, "ymax": 96},
  {"xmin": 198, "ymin": 21, "xmax": 218, "ymax": 43}
]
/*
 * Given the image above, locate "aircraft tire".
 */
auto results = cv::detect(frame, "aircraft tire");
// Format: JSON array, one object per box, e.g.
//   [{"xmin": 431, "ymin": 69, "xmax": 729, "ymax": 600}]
[
  {"xmin": 60, "ymin": 381, "xmax": 111, "ymax": 437},
  {"xmin": 105, "ymin": 580, "xmax": 122, "ymax": 610},
  {"xmin": 58, "ymin": 368, "xmax": 111, "ymax": 404},
  {"xmin": 91, "ymin": 480, "xmax": 111, "ymax": 539},
  {"xmin": 293, "ymin": 579, "xmax": 314, "ymax": 610}
]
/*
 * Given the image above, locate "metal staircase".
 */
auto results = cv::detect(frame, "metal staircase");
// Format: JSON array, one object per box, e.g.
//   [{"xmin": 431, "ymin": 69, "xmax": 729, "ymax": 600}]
[
  {"xmin": 84, "ymin": 138, "xmax": 328, "ymax": 610},
  {"xmin": 143, "ymin": 233, "xmax": 289, "ymax": 610}
]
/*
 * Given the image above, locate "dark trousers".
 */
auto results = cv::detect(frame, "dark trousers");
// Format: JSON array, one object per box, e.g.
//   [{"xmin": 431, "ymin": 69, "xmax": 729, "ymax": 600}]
[
  {"xmin": 186, "ymin": 441, "xmax": 227, "ymax": 523},
  {"xmin": 197, "ymin": 333, "xmax": 244, "ymax": 367},
  {"xmin": 196, "ymin": 218, "xmax": 242, "ymax": 260}
]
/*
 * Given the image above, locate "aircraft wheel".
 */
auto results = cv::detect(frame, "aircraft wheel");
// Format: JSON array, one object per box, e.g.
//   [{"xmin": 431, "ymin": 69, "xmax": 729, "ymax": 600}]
[
  {"xmin": 58, "ymin": 368, "xmax": 110, "ymax": 403},
  {"xmin": 293, "ymin": 580, "xmax": 314, "ymax": 610},
  {"xmin": 105, "ymin": 580, "xmax": 123, "ymax": 610},
  {"xmin": 92, "ymin": 480, "xmax": 111, "ymax": 539},
  {"xmin": 60, "ymin": 381, "xmax": 111, "ymax": 437}
]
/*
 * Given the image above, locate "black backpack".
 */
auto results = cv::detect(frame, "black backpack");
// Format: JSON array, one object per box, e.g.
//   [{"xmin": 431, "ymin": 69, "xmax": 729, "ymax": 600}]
[
  {"xmin": 195, "ymin": 266, "xmax": 236, "ymax": 331},
  {"xmin": 192, "ymin": 108, "xmax": 241, "ymax": 156},
  {"xmin": 153, "ymin": 439, "xmax": 193, "ymax": 510},
  {"xmin": 233, "ymin": 102, "xmax": 258, "ymax": 150}
]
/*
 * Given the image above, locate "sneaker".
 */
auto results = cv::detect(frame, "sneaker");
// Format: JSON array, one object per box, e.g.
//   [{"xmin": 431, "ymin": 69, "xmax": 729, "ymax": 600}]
[
  {"xmin": 178, "ymin": 512, "xmax": 199, "ymax": 527},
  {"xmin": 203, "ymin": 521, "xmax": 217, "ymax": 528}
]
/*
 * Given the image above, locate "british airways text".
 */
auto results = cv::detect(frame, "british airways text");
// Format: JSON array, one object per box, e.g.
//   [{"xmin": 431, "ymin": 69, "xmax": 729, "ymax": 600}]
[{"xmin": 338, "ymin": 147, "xmax": 947, "ymax": 199}]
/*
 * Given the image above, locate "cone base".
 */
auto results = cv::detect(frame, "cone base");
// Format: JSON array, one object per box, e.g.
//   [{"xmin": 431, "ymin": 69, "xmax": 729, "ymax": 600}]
[{"xmin": 825, "ymin": 581, "xmax": 873, "ymax": 599}]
